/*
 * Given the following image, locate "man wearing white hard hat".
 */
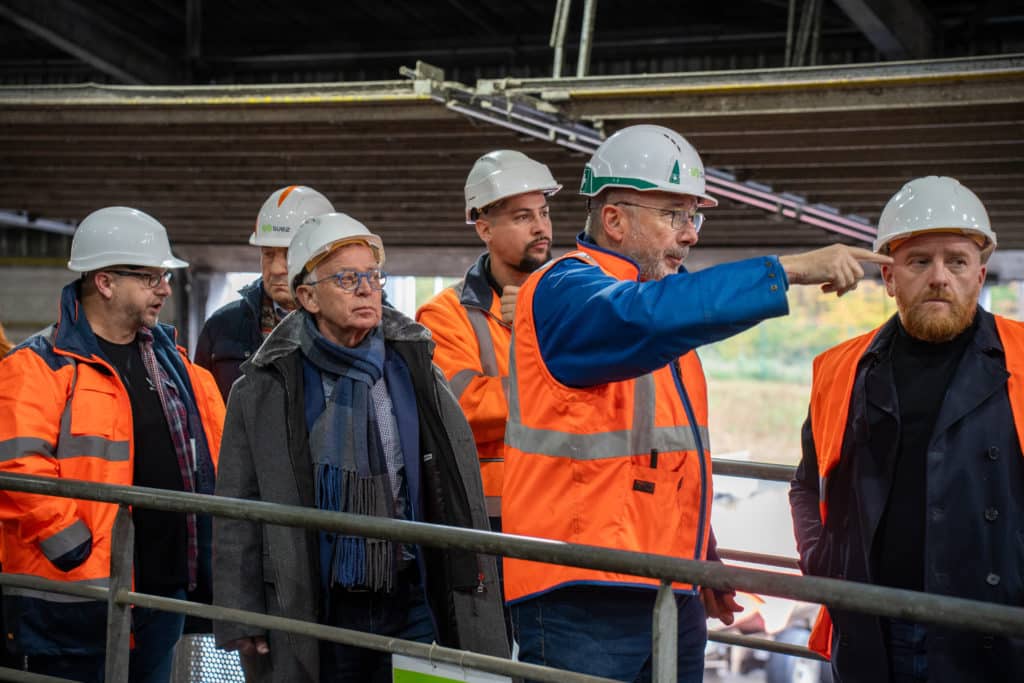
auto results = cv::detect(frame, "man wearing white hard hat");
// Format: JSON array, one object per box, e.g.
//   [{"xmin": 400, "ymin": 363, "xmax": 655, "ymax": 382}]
[
  {"xmin": 0, "ymin": 207, "xmax": 225, "ymax": 681},
  {"xmin": 212, "ymin": 213, "xmax": 507, "ymax": 681},
  {"xmin": 195, "ymin": 185, "xmax": 335, "ymax": 400},
  {"xmin": 501, "ymin": 124, "xmax": 891, "ymax": 681},
  {"xmin": 417, "ymin": 150, "xmax": 561, "ymax": 531},
  {"xmin": 790, "ymin": 176, "xmax": 1024, "ymax": 682}
]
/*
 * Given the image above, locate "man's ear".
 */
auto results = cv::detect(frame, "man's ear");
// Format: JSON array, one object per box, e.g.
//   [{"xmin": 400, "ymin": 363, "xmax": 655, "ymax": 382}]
[
  {"xmin": 295, "ymin": 284, "xmax": 319, "ymax": 314},
  {"xmin": 92, "ymin": 272, "xmax": 116, "ymax": 300},
  {"xmin": 881, "ymin": 264, "xmax": 896, "ymax": 297},
  {"xmin": 474, "ymin": 218, "xmax": 492, "ymax": 245},
  {"xmin": 601, "ymin": 203, "xmax": 627, "ymax": 246}
]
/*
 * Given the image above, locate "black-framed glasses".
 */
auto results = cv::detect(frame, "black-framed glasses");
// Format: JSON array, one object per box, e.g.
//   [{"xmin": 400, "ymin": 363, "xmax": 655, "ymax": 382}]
[
  {"xmin": 105, "ymin": 269, "xmax": 173, "ymax": 288},
  {"xmin": 614, "ymin": 201, "xmax": 705, "ymax": 233},
  {"xmin": 306, "ymin": 269, "xmax": 387, "ymax": 292}
]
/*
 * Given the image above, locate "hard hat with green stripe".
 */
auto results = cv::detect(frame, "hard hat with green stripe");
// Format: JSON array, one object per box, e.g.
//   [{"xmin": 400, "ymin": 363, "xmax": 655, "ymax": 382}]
[{"xmin": 580, "ymin": 124, "xmax": 718, "ymax": 208}]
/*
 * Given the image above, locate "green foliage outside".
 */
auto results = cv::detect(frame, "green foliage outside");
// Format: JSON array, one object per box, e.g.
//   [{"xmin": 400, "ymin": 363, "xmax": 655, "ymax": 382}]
[{"xmin": 705, "ymin": 281, "xmax": 1023, "ymax": 464}]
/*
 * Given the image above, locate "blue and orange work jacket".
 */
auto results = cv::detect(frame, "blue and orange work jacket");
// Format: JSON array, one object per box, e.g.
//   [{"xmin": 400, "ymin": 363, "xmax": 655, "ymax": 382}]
[{"xmin": 0, "ymin": 282, "xmax": 224, "ymax": 655}]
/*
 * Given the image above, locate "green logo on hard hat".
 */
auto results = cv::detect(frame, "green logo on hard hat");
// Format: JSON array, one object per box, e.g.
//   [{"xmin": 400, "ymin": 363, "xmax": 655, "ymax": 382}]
[
  {"xmin": 581, "ymin": 166, "xmax": 594, "ymax": 193},
  {"xmin": 260, "ymin": 223, "xmax": 273, "ymax": 233},
  {"xmin": 690, "ymin": 167, "xmax": 702, "ymax": 178},
  {"xmin": 669, "ymin": 161, "xmax": 680, "ymax": 184}
]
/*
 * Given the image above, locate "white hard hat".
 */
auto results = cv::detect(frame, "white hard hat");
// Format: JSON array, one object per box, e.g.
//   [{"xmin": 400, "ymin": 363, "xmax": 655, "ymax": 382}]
[
  {"xmin": 464, "ymin": 150, "xmax": 562, "ymax": 224},
  {"xmin": 68, "ymin": 206, "xmax": 188, "ymax": 272},
  {"xmin": 874, "ymin": 176, "xmax": 996, "ymax": 254},
  {"xmin": 251, "ymin": 185, "xmax": 335, "ymax": 247},
  {"xmin": 580, "ymin": 124, "xmax": 718, "ymax": 208},
  {"xmin": 287, "ymin": 212, "xmax": 385, "ymax": 294}
]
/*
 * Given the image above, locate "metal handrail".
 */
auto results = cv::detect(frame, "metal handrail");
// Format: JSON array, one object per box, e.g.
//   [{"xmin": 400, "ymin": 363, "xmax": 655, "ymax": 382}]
[
  {"xmin": 1, "ymin": 470, "xmax": 1023, "ymax": 679},
  {"xmin": 1, "ymin": 472, "xmax": 1022, "ymax": 637}
]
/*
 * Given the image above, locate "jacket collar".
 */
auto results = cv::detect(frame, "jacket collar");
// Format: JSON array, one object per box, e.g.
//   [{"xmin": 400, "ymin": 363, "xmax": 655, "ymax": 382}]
[
  {"xmin": 457, "ymin": 253, "xmax": 499, "ymax": 313},
  {"xmin": 240, "ymin": 277, "xmax": 265, "ymax": 317},
  {"xmin": 53, "ymin": 280, "xmax": 179, "ymax": 362},
  {"xmin": 250, "ymin": 306, "xmax": 433, "ymax": 369},
  {"xmin": 576, "ymin": 232, "xmax": 641, "ymax": 281}
]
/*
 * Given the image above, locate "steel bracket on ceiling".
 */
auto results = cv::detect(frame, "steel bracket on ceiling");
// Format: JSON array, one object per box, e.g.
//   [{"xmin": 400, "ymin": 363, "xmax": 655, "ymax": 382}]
[{"xmin": 404, "ymin": 61, "xmax": 876, "ymax": 243}]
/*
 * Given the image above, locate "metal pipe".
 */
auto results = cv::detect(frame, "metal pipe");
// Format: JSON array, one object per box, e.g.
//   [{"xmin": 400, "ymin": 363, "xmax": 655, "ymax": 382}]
[
  {"xmin": 550, "ymin": 0, "xmax": 572, "ymax": 78},
  {"xmin": 1, "ymin": 473, "xmax": 1022, "ymax": 640},
  {"xmin": 809, "ymin": 0, "xmax": 823, "ymax": 66},
  {"xmin": 652, "ymin": 582, "xmax": 678, "ymax": 683},
  {"xmin": 784, "ymin": 0, "xmax": 797, "ymax": 67},
  {"xmin": 122, "ymin": 591, "xmax": 617, "ymax": 683},
  {"xmin": 717, "ymin": 548, "xmax": 801, "ymax": 570},
  {"xmin": 711, "ymin": 458, "xmax": 796, "ymax": 482},
  {"xmin": 0, "ymin": 667, "xmax": 71, "ymax": 682},
  {"xmin": 709, "ymin": 631, "xmax": 826, "ymax": 661},
  {"xmin": 105, "ymin": 507, "xmax": 132, "ymax": 683},
  {"xmin": 576, "ymin": 0, "xmax": 597, "ymax": 78}
]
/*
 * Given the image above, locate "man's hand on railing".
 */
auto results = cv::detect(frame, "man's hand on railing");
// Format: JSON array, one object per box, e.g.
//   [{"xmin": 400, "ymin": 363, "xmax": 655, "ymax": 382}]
[
  {"xmin": 700, "ymin": 586, "xmax": 744, "ymax": 626},
  {"xmin": 223, "ymin": 636, "xmax": 269, "ymax": 657}
]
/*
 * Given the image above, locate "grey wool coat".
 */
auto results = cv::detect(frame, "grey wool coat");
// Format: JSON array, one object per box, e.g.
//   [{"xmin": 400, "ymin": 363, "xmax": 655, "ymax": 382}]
[{"xmin": 212, "ymin": 308, "xmax": 509, "ymax": 682}]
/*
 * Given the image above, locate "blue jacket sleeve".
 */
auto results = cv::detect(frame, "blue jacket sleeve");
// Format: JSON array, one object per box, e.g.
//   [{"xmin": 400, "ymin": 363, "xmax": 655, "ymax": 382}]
[{"xmin": 533, "ymin": 256, "xmax": 790, "ymax": 387}]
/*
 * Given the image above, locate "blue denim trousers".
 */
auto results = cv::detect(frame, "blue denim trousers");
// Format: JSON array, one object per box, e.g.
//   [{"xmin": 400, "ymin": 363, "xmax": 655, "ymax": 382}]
[
  {"xmin": 27, "ymin": 587, "xmax": 187, "ymax": 683},
  {"xmin": 511, "ymin": 585, "xmax": 707, "ymax": 683},
  {"xmin": 320, "ymin": 568, "xmax": 436, "ymax": 683},
  {"xmin": 885, "ymin": 619, "xmax": 929, "ymax": 682}
]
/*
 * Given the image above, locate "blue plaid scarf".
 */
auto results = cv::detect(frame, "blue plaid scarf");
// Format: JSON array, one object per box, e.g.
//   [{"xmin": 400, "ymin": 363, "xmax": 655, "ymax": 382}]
[{"xmin": 299, "ymin": 314, "xmax": 396, "ymax": 592}]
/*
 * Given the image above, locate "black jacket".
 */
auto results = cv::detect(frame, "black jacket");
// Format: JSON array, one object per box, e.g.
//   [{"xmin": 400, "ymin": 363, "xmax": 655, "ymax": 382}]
[
  {"xmin": 790, "ymin": 309, "xmax": 1024, "ymax": 682},
  {"xmin": 194, "ymin": 278, "xmax": 265, "ymax": 401}
]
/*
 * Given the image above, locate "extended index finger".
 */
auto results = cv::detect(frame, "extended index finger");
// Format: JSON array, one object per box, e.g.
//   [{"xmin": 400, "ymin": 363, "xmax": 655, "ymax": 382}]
[{"xmin": 846, "ymin": 246, "xmax": 893, "ymax": 264}]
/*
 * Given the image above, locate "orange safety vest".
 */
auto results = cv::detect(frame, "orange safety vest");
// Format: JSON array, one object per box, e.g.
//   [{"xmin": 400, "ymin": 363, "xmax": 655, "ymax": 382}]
[
  {"xmin": 805, "ymin": 314, "xmax": 1024, "ymax": 658},
  {"xmin": 0, "ymin": 328, "xmax": 223, "ymax": 600},
  {"xmin": 417, "ymin": 277, "xmax": 510, "ymax": 516},
  {"xmin": 502, "ymin": 245, "xmax": 713, "ymax": 603}
]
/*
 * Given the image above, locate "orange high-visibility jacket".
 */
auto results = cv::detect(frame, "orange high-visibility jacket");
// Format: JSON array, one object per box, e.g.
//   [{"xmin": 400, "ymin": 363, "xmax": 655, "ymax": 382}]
[
  {"xmin": 0, "ymin": 285, "xmax": 223, "ymax": 654},
  {"xmin": 502, "ymin": 245, "xmax": 713, "ymax": 603},
  {"xmin": 805, "ymin": 314, "xmax": 1024, "ymax": 659},
  {"xmin": 417, "ymin": 255, "xmax": 511, "ymax": 516}
]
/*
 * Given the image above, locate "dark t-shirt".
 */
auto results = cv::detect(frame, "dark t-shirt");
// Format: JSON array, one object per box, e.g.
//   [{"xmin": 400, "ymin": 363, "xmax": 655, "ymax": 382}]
[
  {"xmin": 873, "ymin": 315, "xmax": 977, "ymax": 591},
  {"xmin": 97, "ymin": 336, "xmax": 187, "ymax": 593}
]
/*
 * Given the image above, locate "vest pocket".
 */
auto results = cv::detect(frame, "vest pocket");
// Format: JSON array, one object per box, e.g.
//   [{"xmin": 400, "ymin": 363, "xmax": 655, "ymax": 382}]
[{"xmin": 621, "ymin": 464, "xmax": 685, "ymax": 556}]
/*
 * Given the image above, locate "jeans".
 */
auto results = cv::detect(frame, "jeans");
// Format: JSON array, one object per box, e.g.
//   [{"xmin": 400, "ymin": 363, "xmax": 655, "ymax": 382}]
[
  {"xmin": 28, "ymin": 587, "xmax": 187, "ymax": 683},
  {"xmin": 885, "ymin": 619, "xmax": 928, "ymax": 682},
  {"xmin": 512, "ymin": 585, "xmax": 707, "ymax": 683},
  {"xmin": 320, "ymin": 568, "xmax": 436, "ymax": 683}
]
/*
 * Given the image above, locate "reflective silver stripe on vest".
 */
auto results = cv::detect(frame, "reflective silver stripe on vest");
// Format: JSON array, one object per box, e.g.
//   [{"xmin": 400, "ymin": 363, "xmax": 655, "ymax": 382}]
[
  {"xmin": 449, "ymin": 306, "xmax": 501, "ymax": 401},
  {"xmin": 2, "ymin": 576, "xmax": 110, "ymax": 603},
  {"xmin": 0, "ymin": 437, "xmax": 56, "ymax": 462},
  {"xmin": 449, "ymin": 369, "xmax": 479, "ymax": 400},
  {"xmin": 38, "ymin": 519, "xmax": 91, "ymax": 561},
  {"xmin": 485, "ymin": 496, "xmax": 501, "ymax": 517},
  {"xmin": 466, "ymin": 307, "xmax": 500, "ymax": 377},
  {"xmin": 506, "ymin": 333, "xmax": 709, "ymax": 459},
  {"xmin": 54, "ymin": 366, "xmax": 130, "ymax": 462}
]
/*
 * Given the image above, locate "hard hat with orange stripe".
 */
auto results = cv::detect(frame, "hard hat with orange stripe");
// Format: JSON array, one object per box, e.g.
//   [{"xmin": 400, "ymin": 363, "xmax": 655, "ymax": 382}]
[{"xmin": 251, "ymin": 185, "xmax": 335, "ymax": 248}]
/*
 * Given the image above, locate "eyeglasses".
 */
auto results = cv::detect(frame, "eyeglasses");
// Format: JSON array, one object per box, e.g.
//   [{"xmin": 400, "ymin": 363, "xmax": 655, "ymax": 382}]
[
  {"xmin": 105, "ymin": 269, "xmax": 173, "ymax": 288},
  {"xmin": 306, "ymin": 269, "xmax": 387, "ymax": 292},
  {"xmin": 614, "ymin": 201, "xmax": 705, "ymax": 233}
]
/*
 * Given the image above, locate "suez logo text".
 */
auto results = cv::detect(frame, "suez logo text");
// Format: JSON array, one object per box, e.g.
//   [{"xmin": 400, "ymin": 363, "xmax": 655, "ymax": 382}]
[{"xmin": 260, "ymin": 224, "xmax": 291, "ymax": 233}]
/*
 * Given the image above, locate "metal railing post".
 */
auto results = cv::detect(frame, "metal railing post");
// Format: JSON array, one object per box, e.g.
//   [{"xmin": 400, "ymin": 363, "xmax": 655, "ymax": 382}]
[
  {"xmin": 651, "ymin": 581, "xmax": 677, "ymax": 683},
  {"xmin": 104, "ymin": 506, "xmax": 133, "ymax": 683}
]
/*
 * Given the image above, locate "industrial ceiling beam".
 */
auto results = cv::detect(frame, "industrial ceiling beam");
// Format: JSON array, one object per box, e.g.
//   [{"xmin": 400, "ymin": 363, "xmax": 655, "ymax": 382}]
[
  {"xmin": 0, "ymin": 0, "xmax": 180, "ymax": 84},
  {"xmin": 831, "ymin": 0, "xmax": 936, "ymax": 59}
]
